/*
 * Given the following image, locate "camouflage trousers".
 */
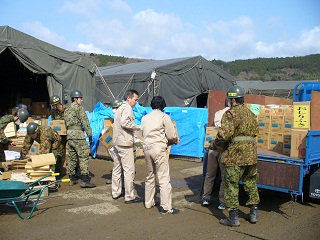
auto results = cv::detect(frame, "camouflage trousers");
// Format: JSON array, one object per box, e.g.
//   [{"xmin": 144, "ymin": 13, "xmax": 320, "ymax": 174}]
[
  {"xmin": 224, "ymin": 164, "xmax": 260, "ymax": 210},
  {"xmin": 54, "ymin": 136, "xmax": 67, "ymax": 173},
  {"xmin": 67, "ymin": 139, "xmax": 90, "ymax": 176}
]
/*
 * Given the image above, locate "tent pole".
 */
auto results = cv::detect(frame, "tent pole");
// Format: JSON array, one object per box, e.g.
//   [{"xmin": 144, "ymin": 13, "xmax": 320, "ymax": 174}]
[{"xmin": 95, "ymin": 64, "xmax": 115, "ymax": 99}]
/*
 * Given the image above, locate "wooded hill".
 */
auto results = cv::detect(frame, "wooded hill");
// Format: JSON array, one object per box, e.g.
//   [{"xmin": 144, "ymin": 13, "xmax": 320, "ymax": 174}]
[{"xmin": 80, "ymin": 52, "xmax": 320, "ymax": 81}]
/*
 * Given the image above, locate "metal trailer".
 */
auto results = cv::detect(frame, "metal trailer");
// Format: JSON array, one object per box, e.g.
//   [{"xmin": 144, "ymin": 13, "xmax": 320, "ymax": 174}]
[
  {"xmin": 202, "ymin": 82, "xmax": 320, "ymax": 201},
  {"xmin": 257, "ymin": 131, "xmax": 320, "ymax": 201},
  {"xmin": 257, "ymin": 82, "xmax": 320, "ymax": 201}
]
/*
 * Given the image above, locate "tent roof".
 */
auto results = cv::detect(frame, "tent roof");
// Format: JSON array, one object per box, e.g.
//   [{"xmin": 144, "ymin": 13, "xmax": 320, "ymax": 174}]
[
  {"xmin": 0, "ymin": 26, "xmax": 95, "ymax": 72},
  {"xmin": 96, "ymin": 56, "xmax": 236, "ymax": 107},
  {"xmin": 0, "ymin": 26, "xmax": 96, "ymax": 110},
  {"xmin": 237, "ymin": 80, "xmax": 320, "ymax": 98},
  {"xmin": 97, "ymin": 55, "xmax": 235, "ymax": 82}
]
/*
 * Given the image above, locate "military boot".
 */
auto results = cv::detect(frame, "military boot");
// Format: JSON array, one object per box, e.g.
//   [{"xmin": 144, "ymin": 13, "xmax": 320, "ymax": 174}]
[
  {"xmin": 249, "ymin": 205, "xmax": 258, "ymax": 224},
  {"xmin": 219, "ymin": 210, "xmax": 240, "ymax": 227},
  {"xmin": 80, "ymin": 175, "xmax": 96, "ymax": 188},
  {"xmin": 69, "ymin": 175, "xmax": 78, "ymax": 186}
]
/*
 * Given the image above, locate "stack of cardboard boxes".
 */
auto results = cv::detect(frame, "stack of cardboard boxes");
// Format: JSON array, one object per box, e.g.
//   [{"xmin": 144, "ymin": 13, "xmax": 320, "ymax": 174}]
[
  {"xmin": 12, "ymin": 98, "xmax": 50, "ymax": 118},
  {"xmin": 253, "ymin": 102, "xmax": 309, "ymax": 158}
]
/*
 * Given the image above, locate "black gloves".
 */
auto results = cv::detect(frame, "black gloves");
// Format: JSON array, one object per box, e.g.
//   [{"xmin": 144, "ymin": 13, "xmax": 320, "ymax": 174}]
[{"xmin": 88, "ymin": 136, "xmax": 92, "ymax": 145}]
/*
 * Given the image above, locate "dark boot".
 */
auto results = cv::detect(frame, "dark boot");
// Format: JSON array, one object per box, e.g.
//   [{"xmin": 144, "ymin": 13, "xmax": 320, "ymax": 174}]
[
  {"xmin": 69, "ymin": 175, "xmax": 78, "ymax": 186},
  {"xmin": 80, "ymin": 175, "xmax": 96, "ymax": 188},
  {"xmin": 249, "ymin": 205, "xmax": 258, "ymax": 224},
  {"xmin": 219, "ymin": 210, "xmax": 240, "ymax": 227}
]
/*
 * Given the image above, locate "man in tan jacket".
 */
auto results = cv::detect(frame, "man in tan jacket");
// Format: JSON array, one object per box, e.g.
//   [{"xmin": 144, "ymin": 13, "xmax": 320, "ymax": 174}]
[
  {"xmin": 112, "ymin": 89, "xmax": 141, "ymax": 203},
  {"xmin": 141, "ymin": 96, "xmax": 180, "ymax": 214}
]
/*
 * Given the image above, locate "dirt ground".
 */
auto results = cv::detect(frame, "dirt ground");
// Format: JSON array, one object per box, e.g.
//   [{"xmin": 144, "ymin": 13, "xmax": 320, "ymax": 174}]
[{"xmin": 1, "ymin": 157, "xmax": 320, "ymax": 240}]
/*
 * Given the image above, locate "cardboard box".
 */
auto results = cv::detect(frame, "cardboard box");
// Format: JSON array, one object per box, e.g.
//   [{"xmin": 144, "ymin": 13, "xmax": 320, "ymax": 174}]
[
  {"xmin": 21, "ymin": 98, "xmax": 32, "ymax": 106},
  {"xmin": 290, "ymin": 129, "xmax": 308, "ymax": 158},
  {"xmin": 0, "ymin": 172, "xmax": 12, "ymax": 180},
  {"xmin": 40, "ymin": 118, "xmax": 48, "ymax": 126},
  {"xmin": 283, "ymin": 116, "xmax": 294, "ymax": 134},
  {"xmin": 4, "ymin": 122, "xmax": 17, "ymax": 138},
  {"xmin": 96, "ymin": 142, "xmax": 110, "ymax": 158},
  {"xmin": 270, "ymin": 107, "xmax": 284, "ymax": 116},
  {"xmin": 99, "ymin": 126, "xmax": 113, "ymax": 150},
  {"xmin": 50, "ymin": 120, "xmax": 67, "ymax": 135},
  {"xmin": 29, "ymin": 153, "xmax": 56, "ymax": 168},
  {"xmin": 258, "ymin": 115, "xmax": 271, "ymax": 132},
  {"xmin": 104, "ymin": 118, "xmax": 114, "ymax": 127},
  {"xmin": 32, "ymin": 102, "xmax": 48, "ymax": 115},
  {"xmin": 293, "ymin": 102, "xmax": 310, "ymax": 129},
  {"xmin": 282, "ymin": 105, "xmax": 294, "ymax": 117},
  {"xmin": 269, "ymin": 132, "xmax": 283, "ymax": 151},
  {"xmin": 29, "ymin": 141, "xmax": 40, "ymax": 155},
  {"xmin": 204, "ymin": 126, "xmax": 219, "ymax": 148},
  {"xmin": 270, "ymin": 116, "xmax": 284, "ymax": 133},
  {"xmin": 283, "ymin": 134, "xmax": 291, "ymax": 155},
  {"xmin": 260, "ymin": 107, "xmax": 271, "ymax": 115},
  {"xmin": 257, "ymin": 132, "xmax": 270, "ymax": 149}
]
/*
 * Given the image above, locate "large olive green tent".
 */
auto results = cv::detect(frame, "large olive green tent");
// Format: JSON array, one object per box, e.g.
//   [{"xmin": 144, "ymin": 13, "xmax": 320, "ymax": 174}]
[
  {"xmin": 96, "ymin": 56, "xmax": 236, "ymax": 107},
  {"xmin": 0, "ymin": 26, "xmax": 96, "ymax": 113}
]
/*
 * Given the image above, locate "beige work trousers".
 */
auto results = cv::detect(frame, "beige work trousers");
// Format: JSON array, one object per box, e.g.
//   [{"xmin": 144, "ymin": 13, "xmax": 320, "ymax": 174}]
[
  {"xmin": 112, "ymin": 145, "xmax": 136, "ymax": 201},
  {"xmin": 203, "ymin": 149, "xmax": 225, "ymax": 204},
  {"xmin": 144, "ymin": 146, "xmax": 172, "ymax": 211}
]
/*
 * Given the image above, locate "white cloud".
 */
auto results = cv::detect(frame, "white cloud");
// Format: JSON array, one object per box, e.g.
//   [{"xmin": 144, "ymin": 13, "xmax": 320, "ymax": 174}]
[
  {"xmin": 205, "ymin": 16, "xmax": 253, "ymax": 35},
  {"xmin": 22, "ymin": 22, "xmax": 68, "ymax": 48},
  {"xmin": 21, "ymin": 2, "xmax": 320, "ymax": 62},
  {"xmin": 59, "ymin": 0, "xmax": 102, "ymax": 18},
  {"xmin": 77, "ymin": 43, "xmax": 105, "ymax": 54},
  {"xmin": 294, "ymin": 26, "xmax": 320, "ymax": 54}
]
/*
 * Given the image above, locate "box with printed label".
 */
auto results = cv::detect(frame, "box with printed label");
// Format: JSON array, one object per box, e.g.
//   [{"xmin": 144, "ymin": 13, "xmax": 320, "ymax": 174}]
[
  {"xmin": 290, "ymin": 129, "xmax": 308, "ymax": 158},
  {"xmin": 260, "ymin": 107, "xmax": 271, "ymax": 116},
  {"xmin": 282, "ymin": 105, "xmax": 294, "ymax": 117},
  {"xmin": 29, "ymin": 141, "xmax": 40, "ymax": 155},
  {"xmin": 283, "ymin": 134, "xmax": 291, "ymax": 155},
  {"xmin": 269, "ymin": 132, "xmax": 283, "ymax": 151},
  {"xmin": 50, "ymin": 120, "xmax": 67, "ymax": 135},
  {"xmin": 270, "ymin": 107, "xmax": 284, "ymax": 116},
  {"xmin": 204, "ymin": 126, "xmax": 219, "ymax": 148},
  {"xmin": 270, "ymin": 116, "xmax": 284, "ymax": 133},
  {"xmin": 283, "ymin": 116, "xmax": 294, "ymax": 134},
  {"xmin": 293, "ymin": 102, "xmax": 310, "ymax": 129},
  {"xmin": 257, "ymin": 132, "xmax": 270, "ymax": 149},
  {"xmin": 258, "ymin": 115, "xmax": 271, "ymax": 132},
  {"xmin": 99, "ymin": 126, "xmax": 113, "ymax": 150},
  {"xmin": 104, "ymin": 118, "xmax": 114, "ymax": 127}
]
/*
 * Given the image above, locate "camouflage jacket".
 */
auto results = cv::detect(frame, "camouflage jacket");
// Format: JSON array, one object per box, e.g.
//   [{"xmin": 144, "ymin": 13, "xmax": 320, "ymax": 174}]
[
  {"xmin": 50, "ymin": 105, "xmax": 68, "ymax": 120},
  {"xmin": 64, "ymin": 102, "xmax": 92, "ymax": 140},
  {"xmin": 22, "ymin": 126, "xmax": 62, "ymax": 156},
  {"xmin": 0, "ymin": 115, "xmax": 14, "ymax": 143},
  {"xmin": 216, "ymin": 104, "xmax": 259, "ymax": 166}
]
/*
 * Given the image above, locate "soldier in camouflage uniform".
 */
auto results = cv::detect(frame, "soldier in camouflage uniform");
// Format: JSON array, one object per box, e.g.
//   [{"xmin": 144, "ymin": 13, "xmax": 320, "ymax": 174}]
[
  {"xmin": 211, "ymin": 85, "xmax": 259, "ymax": 227},
  {"xmin": 64, "ymin": 90, "xmax": 95, "ymax": 188},
  {"xmin": 21, "ymin": 122, "xmax": 63, "ymax": 173},
  {"xmin": 49, "ymin": 95, "xmax": 68, "ymax": 174},
  {"xmin": 0, "ymin": 109, "xmax": 29, "ymax": 162}
]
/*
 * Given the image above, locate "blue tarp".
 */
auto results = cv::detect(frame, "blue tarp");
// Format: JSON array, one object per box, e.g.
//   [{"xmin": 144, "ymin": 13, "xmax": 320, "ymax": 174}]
[{"xmin": 89, "ymin": 102, "xmax": 208, "ymax": 158}]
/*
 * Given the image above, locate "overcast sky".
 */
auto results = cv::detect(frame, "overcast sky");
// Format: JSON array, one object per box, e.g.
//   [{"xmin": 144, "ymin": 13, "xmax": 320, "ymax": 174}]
[{"xmin": 1, "ymin": 0, "xmax": 319, "ymax": 61}]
